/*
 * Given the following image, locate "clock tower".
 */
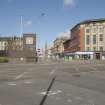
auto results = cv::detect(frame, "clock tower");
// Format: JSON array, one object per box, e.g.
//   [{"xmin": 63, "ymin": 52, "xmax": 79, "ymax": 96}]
[{"xmin": 23, "ymin": 33, "xmax": 37, "ymax": 62}]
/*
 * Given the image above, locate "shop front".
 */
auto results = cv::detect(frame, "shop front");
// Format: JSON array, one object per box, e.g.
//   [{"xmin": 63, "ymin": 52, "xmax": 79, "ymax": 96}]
[
  {"xmin": 75, "ymin": 52, "xmax": 94, "ymax": 60},
  {"xmin": 64, "ymin": 52, "xmax": 94, "ymax": 60}
]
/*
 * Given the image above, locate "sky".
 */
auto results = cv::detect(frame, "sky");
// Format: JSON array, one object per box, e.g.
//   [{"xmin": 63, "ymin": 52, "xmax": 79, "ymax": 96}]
[{"xmin": 0, "ymin": 0, "xmax": 105, "ymax": 48}]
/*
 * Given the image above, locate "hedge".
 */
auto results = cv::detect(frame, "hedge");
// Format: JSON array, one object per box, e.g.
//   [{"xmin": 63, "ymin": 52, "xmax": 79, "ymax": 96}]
[{"xmin": 0, "ymin": 57, "xmax": 9, "ymax": 63}]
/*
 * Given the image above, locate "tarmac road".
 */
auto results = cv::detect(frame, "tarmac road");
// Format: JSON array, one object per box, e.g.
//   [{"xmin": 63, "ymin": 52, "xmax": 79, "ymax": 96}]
[{"xmin": 0, "ymin": 60, "xmax": 105, "ymax": 105}]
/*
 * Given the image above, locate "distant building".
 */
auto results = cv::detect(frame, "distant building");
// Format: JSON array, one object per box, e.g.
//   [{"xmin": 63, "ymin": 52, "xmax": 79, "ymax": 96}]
[
  {"xmin": 0, "ymin": 37, "xmax": 9, "ymax": 56},
  {"xmin": 0, "ymin": 33, "xmax": 37, "ymax": 62},
  {"xmin": 37, "ymin": 48, "xmax": 44, "ymax": 58},
  {"xmin": 44, "ymin": 42, "xmax": 52, "ymax": 59},
  {"xmin": 64, "ymin": 18, "xmax": 105, "ymax": 60},
  {"xmin": 23, "ymin": 33, "xmax": 37, "ymax": 62},
  {"xmin": 0, "ymin": 36, "xmax": 22, "ymax": 57},
  {"xmin": 52, "ymin": 36, "xmax": 68, "ymax": 59},
  {"xmin": 44, "ymin": 41, "xmax": 48, "ymax": 58}
]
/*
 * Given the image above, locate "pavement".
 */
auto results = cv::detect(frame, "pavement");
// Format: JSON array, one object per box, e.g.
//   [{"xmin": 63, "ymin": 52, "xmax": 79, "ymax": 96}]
[{"xmin": 0, "ymin": 60, "xmax": 105, "ymax": 105}]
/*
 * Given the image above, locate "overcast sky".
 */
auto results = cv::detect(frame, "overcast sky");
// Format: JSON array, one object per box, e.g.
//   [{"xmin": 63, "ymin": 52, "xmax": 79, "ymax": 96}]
[{"xmin": 0, "ymin": 0, "xmax": 105, "ymax": 48}]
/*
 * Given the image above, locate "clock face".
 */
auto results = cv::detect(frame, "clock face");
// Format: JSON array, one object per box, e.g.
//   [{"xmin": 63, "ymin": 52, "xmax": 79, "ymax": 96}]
[{"xmin": 26, "ymin": 37, "xmax": 33, "ymax": 44}]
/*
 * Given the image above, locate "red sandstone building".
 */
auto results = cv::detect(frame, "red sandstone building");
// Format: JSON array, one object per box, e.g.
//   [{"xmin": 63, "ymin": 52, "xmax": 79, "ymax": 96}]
[{"xmin": 64, "ymin": 18, "xmax": 105, "ymax": 60}]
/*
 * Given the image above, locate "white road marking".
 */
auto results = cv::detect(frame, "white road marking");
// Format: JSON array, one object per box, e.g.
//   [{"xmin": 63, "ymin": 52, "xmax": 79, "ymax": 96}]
[
  {"xmin": 97, "ymin": 64, "xmax": 105, "ymax": 66},
  {"xmin": 8, "ymin": 82, "xmax": 16, "ymax": 86},
  {"xmin": 50, "ymin": 69, "xmax": 56, "ymax": 76},
  {"xmin": 83, "ymin": 104, "xmax": 95, "ymax": 105},
  {"xmin": 24, "ymin": 81, "xmax": 32, "ymax": 84},
  {"xmin": 40, "ymin": 91, "xmax": 46, "ymax": 95},
  {"xmin": 90, "ymin": 67, "xmax": 97, "ymax": 71},
  {"xmin": 14, "ymin": 72, "xmax": 27, "ymax": 80},
  {"xmin": 81, "ymin": 70, "xmax": 102, "ymax": 74},
  {"xmin": 39, "ymin": 90, "xmax": 62, "ymax": 96}
]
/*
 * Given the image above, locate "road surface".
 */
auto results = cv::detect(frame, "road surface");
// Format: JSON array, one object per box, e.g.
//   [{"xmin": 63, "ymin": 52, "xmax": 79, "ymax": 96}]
[{"xmin": 0, "ymin": 60, "xmax": 105, "ymax": 105}]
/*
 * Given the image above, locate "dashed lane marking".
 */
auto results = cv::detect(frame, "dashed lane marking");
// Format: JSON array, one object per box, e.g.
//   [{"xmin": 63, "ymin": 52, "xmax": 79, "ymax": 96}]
[
  {"xmin": 8, "ymin": 82, "xmax": 16, "ymax": 86},
  {"xmin": 50, "ymin": 69, "xmax": 56, "ymax": 76},
  {"xmin": 90, "ymin": 67, "xmax": 97, "ymax": 71},
  {"xmin": 24, "ymin": 81, "xmax": 32, "ymax": 84},
  {"xmin": 39, "ymin": 90, "xmax": 62, "ymax": 96},
  {"xmin": 14, "ymin": 72, "xmax": 27, "ymax": 80}
]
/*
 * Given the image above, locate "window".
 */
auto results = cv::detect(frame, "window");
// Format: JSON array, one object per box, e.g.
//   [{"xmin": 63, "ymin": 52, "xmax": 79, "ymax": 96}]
[
  {"xmin": 1, "ymin": 42, "xmax": 3, "ymax": 45},
  {"xmin": 99, "ymin": 28, "xmax": 104, "ymax": 33},
  {"xmin": 93, "ymin": 47, "xmax": 96, "ymax": 51},
  {"xmin": 93, "ymin": 35, "xmax": 96, "ymax": 44},
  {"xmin": 1, "ymin": 46, "xmax": 4, "ymax": 50},
  {"xmin": 86, "ymin": 29, "xmax": 90, "ymax": 33},
  {"xmin": 100, "ymin": 47, "xmax": 103, "ymax": 51},
  {"xmin": 2, "ymin": 42, "xmax": 6, "ymax": 46},
  {"xmin": 92, "ymin": 28, "xmax": 97, "ymax": 33},
  {"xmin": 99, "ymin": 34, "xmax": 103, "ymax": 41},
  {"xmin": 87, "ymin": 47, "xmax": 90, "ymax": 51},
  {"xmin": 86, "ymin": 35, "xmax": 90, "ymax": 45},
  {"xmin": 4, "ymin": 42, "xmax": 7, "ymax": 46}
]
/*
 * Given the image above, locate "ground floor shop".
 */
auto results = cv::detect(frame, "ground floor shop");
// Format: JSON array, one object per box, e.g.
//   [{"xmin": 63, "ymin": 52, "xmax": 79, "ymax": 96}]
[{"xmin": 64, "ymin": 51, "xmax": 105, "ymax": 61}]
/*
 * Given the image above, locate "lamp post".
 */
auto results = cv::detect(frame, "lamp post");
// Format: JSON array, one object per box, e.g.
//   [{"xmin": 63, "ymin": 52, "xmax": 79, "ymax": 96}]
[{"xmin": 20, "ymin": 16, "xmax": 23, "ymax": 50}]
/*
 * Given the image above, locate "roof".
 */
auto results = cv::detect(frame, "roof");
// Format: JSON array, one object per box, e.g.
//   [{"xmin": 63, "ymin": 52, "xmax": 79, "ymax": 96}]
[
  {"xmin": 71, "ymin": 18, "xmax": 105, "ymax": 31},
  {"xmin": 23, "ymin": 33, "xmax": 36, "ymax": 36},
  {"xmin": 53, "ymin": 36, "xmax": 69, "ymax": 43},
  {"xmin": 0, "ymin": 36, "xmax": 22, "ymax": 41},
  {"xmin": 0, "ymin": 37, "xmax": 10, "ymax": 41}
]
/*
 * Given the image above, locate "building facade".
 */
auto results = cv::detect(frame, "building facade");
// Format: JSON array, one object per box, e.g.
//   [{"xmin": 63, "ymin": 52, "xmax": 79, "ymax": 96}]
[
  {"xmin": 64, "ymin": 18, "xmax": 105, "ymax": 60},
  {"xmin": 0, "ymin": 37, "xmax": 9, "ymax": 56},
  {"xmin": 52, "ymin": 36, "xmax": 68, "ymax": 59},
  {"xmin": 0, "ymin": 33, "xmax": 37, "ymax": 62},
  {"xmin": 23, "ymin": 33, "xmax": 37, "ymax": 62}
]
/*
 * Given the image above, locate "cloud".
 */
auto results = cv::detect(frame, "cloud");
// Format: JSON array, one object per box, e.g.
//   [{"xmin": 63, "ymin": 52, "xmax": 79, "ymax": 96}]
[
  {"xmin": 25, "ymin": 20, "xmax": 32, "ymax": 26},
  {"xmin": 58, "ymin": 30, "xmax": 70, "ymax": 38},
  {"xmin": 64, "ymin": 0, "xmax": 75, "ymax": 6}
]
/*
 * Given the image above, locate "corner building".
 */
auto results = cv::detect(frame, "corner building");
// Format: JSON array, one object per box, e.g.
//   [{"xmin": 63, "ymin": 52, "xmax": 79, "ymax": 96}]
[{"xmin": 64, "ymin": 18, "xmax": 105, "ymax": 60}]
